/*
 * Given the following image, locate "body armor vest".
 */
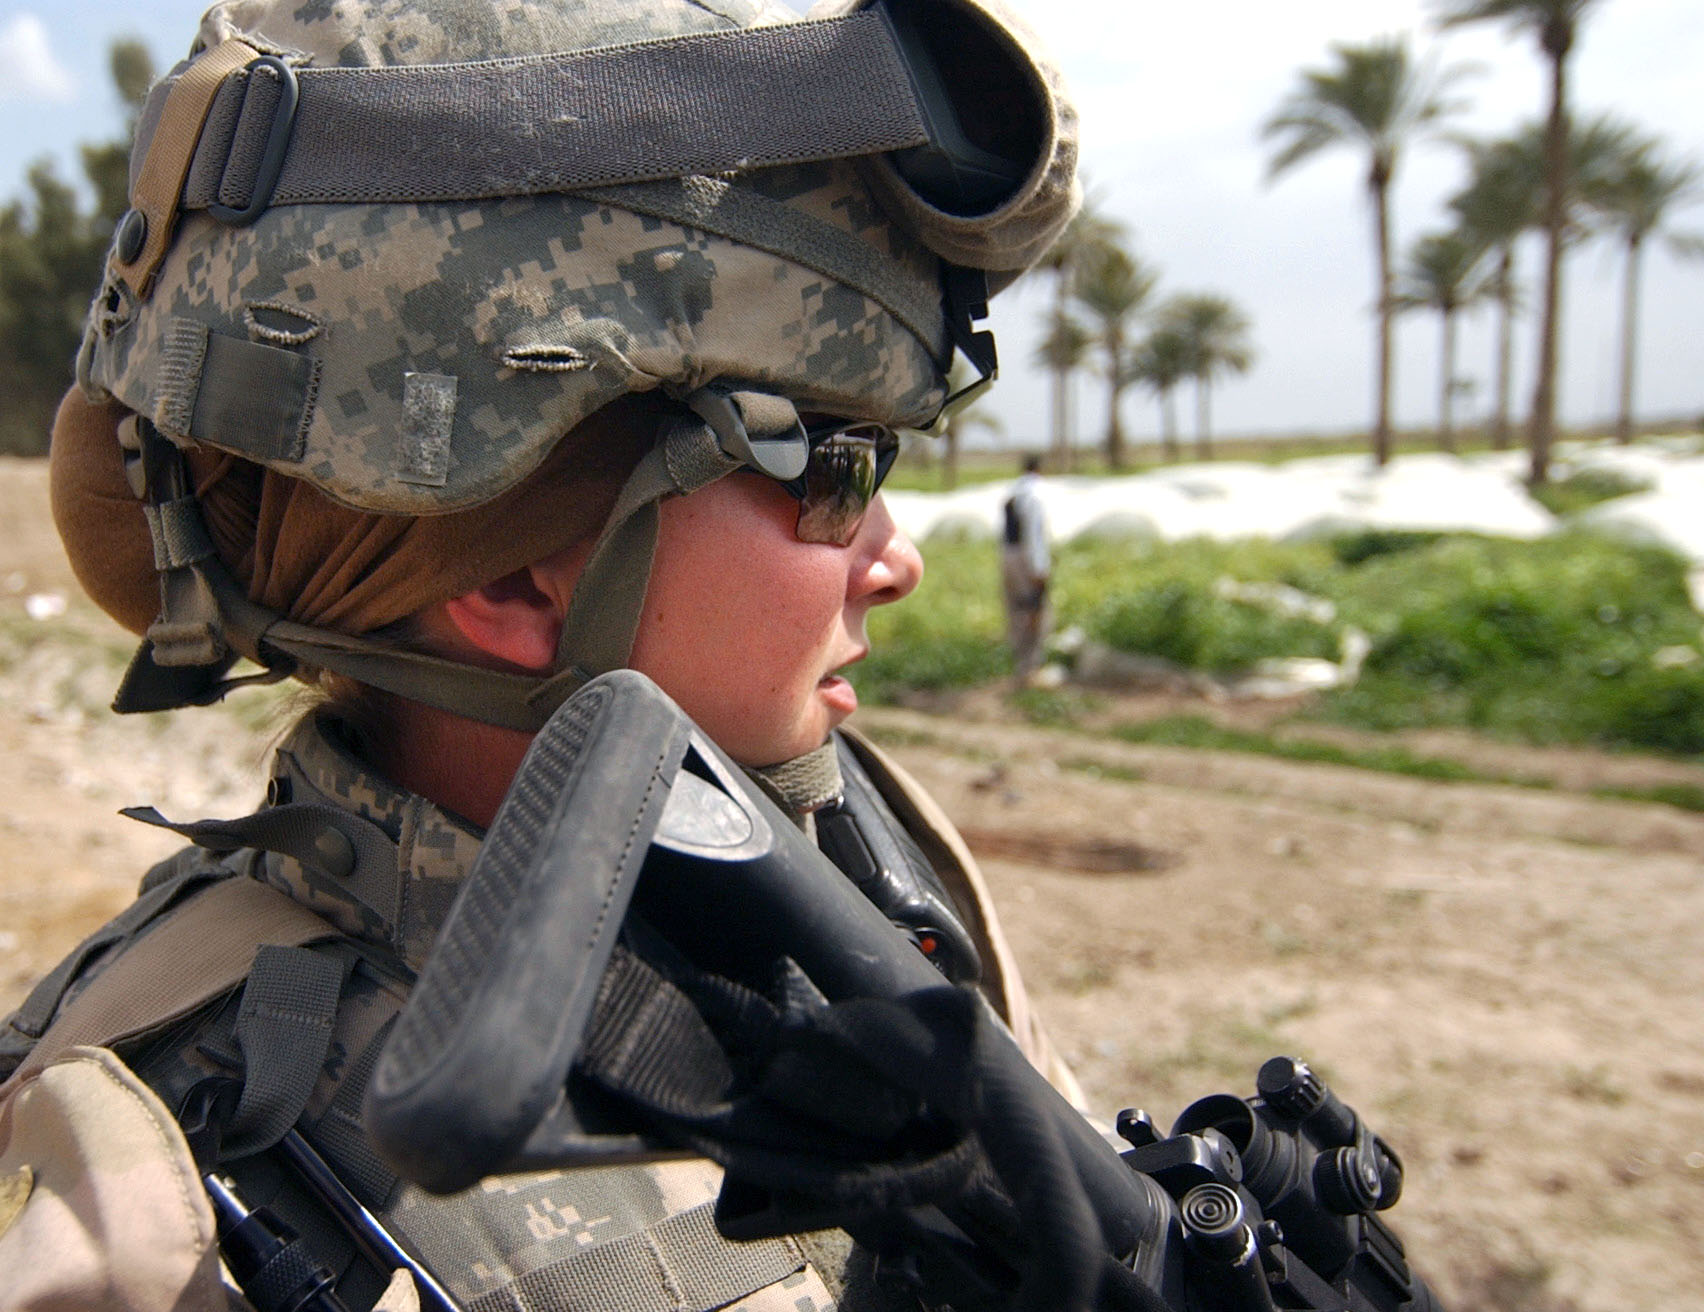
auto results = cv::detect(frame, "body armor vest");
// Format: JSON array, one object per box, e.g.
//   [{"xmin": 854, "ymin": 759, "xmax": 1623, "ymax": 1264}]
[{"xmin": 1, "ymin": 713, "xmax": 1071, "ymax": 1312}]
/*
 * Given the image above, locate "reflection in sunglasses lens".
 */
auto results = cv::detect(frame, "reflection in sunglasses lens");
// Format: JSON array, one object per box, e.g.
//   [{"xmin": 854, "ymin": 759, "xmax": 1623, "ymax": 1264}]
[{"xmin": 796, "ymin": 434, "xmax": 880, "ymax": 544}]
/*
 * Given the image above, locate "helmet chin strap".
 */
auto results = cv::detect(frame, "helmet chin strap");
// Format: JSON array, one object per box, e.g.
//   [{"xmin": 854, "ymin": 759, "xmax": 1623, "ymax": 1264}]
[
  {"xmin": 113, "ymin": 391, "xmax": 843, "ymax": 808},
  {"xmin": 530, "ymin": 388, "xmax": 807, "ymax": 717},
  {"xmin": 537, "ymin": 389, "xmax": 844, "ymax": 817}
]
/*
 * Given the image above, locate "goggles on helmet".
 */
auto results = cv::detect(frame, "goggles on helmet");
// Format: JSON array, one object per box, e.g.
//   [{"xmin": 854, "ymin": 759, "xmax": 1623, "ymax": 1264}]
[{"xmin": 767, "ymin": 422, "xmax": 901, "ymax": 547}]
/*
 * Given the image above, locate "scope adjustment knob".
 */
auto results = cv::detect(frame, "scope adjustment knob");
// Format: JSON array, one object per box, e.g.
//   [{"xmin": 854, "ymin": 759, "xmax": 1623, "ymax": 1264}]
[
  {"xmin": 1314, "ymin": 1145, "xmax": 1383, "ymax": 1214},
  {"xmin": 1257, "ymin": 1056, "xmax": 1326, "ymax": 1120}
]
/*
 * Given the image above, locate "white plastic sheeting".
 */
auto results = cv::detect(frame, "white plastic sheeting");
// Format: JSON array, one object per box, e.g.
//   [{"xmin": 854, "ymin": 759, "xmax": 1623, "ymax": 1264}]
[{"xmin": 886, "ymin": 436, "xmax": 1704, "ymax": 559}]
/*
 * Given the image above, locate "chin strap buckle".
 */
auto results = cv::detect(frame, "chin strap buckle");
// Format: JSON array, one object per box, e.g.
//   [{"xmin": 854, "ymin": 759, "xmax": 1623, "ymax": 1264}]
[{"xmin": 111, "ymin": 415, "xmax": 294, "ymax": 713}]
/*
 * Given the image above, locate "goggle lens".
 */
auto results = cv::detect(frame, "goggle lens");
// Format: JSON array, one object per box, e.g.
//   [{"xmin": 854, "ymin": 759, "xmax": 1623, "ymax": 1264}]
[{"xmin": 788, "ymin": 424, "xmax": 900, "ymax": 546}]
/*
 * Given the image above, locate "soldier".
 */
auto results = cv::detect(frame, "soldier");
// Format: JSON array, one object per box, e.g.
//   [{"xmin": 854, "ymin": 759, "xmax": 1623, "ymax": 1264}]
[
  {"xmin": 0, "ymin": 0, "xmax": 1082, "ymax": 1308},
  {"xmin": 1000, "ymin": 454, "xmax": 1053, "ymax": 684}
]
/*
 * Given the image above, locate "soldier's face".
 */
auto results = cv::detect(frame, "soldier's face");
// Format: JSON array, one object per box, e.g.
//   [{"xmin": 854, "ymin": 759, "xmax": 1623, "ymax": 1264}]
[{"xmin": 627, "ymin": 471, "xmax": 923, "ymax": 767}]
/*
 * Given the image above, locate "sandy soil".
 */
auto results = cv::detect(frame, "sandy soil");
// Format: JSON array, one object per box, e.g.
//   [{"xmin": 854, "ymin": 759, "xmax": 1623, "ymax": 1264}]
[{"xmin": 3, "ymin": 456, "xmax": 1701, "ymax": 1311}]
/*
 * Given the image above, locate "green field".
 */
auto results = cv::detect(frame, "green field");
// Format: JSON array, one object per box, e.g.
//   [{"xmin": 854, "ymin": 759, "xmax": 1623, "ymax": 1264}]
[{"xmin": 856, "ymin": 526, "xmax": 1704, "ymax": 756}]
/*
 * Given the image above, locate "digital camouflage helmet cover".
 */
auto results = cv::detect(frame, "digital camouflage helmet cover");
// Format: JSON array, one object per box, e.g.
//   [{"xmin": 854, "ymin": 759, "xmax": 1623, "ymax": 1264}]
[{"xmin": 68, "ymin": 0, "xmax": 1080, "ymax": 729}]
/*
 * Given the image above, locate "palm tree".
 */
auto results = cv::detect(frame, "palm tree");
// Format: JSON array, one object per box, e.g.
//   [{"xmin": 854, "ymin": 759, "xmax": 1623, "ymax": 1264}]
[
  {"xmin": 1032, "ymin": 308, "xmax": 1094, "ymax": 470},
  {"xmin": 1450, "ymin": 134, "xmax": 1542, "ymax": 448},
  {"xmin": 1395, "ymin": 230, "xmax": 1495, "ymax": 451},
  {"xmin": 1587, "ymin": 135, "xmax": 1702, "ymax": 443},
  {"xmin": 1031, "ymin": 203, "xmax": 1126, "ymax": 472},
  {"xmin": 1435, "ymin": 0, "xmax": 1603, "ymax": 484},
  {"xmin": 1263, "ymin": 38, "xmax": 1472, "ymax": 466},
  {"xmin": 935, "ymin": 360, "xmax": 1005, "ymax": 490},
  {"xmin": 1161, "ymin": 294, "xmax": 1255, "ymax": 461},
  {"xmin": 1128, "ymin": 327, "xmax": 1193, "ymax": 462},
  {"xmin": 1071, "ymin": 242, "xmax": 1157, "ymax": 472}
]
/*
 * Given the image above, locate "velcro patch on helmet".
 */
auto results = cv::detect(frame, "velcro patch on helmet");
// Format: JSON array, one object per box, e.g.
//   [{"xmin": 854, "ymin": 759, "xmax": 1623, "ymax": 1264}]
[
  {"xmin": 399, "ymin": 373, "xmax": 459, "ymax": 488},
  {"xmin": 154, "ymin": 317, "xmax": 319, "ymax": 465}
]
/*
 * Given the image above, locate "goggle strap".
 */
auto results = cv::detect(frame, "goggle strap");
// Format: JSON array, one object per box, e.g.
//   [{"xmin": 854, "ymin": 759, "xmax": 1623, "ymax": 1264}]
[{"xmin": 159, "ymin": 14, "xmax": 931, "ymax": 220}]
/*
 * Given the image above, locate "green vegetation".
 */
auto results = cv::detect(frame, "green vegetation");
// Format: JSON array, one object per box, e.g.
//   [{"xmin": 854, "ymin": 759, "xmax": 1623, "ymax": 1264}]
[
  {"xmin": 1057, "ymin": 756, "xmax": 1146, "ymax": 784},
  {"xmin": 857, "ymin": 527, "xmax": 1704, "ymax": 755},
  {"xmin": 1105, "ymin": 716, "xmax": 1518, "ymax": 784},
  {"xmin": 1527, "ymin": 465, "xmax": 1652, "ymax": 517},
  {"xmin": 1008, "ymin": 686, "xmax": 1106, "ymax": 728},
  {"xmin": 1324, "ymin": 532, "xmax": 1704, "ymax": 751},
  {"xmin": 853, "ymin": 541, "xmax": 1010, "ymax": 702},
  {"xmin": 1589, "ymin": 781, "xmax": 1704, "ymax": 814}
]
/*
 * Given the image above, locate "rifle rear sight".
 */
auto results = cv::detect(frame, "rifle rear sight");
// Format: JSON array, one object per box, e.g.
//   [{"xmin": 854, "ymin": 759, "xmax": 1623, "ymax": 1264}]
[{"xmin": 1117, "ymin": 1056, "xmax": 1430, "ymax": 1312}]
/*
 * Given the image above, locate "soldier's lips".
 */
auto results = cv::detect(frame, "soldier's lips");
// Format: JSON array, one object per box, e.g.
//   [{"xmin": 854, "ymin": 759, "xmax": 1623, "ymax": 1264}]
[{"xmin": 818, "ymin": 673, "xmax": 858, "ymax": 717}]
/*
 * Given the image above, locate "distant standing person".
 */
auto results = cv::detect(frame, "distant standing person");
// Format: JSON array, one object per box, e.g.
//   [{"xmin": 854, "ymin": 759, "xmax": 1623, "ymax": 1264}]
[{"xmin": 1002, "ymin": 455, "xmax": 1052, "ymax": 682}]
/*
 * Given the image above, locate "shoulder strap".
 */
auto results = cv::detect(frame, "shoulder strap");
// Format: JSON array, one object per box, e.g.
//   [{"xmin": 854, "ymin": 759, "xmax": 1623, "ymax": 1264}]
[
  {"xmin": 819, "ymin": 736, "xmax": 982, "ymax": 986},
  {"xmin": 2, "ymin": 851, "xmax": 226, "ymax": 1055},
  {"xmin": 835, "ymin": 724, "xmax": 1089, "ymax": 1110},
  {"xmin": 1, "ymin": 875, "xmax": 341, "ymax": 1098}
]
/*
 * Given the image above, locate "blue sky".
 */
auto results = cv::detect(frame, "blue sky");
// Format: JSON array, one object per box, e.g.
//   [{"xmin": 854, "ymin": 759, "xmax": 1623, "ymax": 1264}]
[{"xmin": 2, "ymin": 0, "xmax": 1700, "ymax": 447}]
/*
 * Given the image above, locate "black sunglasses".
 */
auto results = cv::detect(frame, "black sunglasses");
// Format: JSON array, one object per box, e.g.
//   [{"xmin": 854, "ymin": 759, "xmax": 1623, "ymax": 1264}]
[{"xmin": 768, "ymin": 422, "xmax": 901, "ymax": 546}]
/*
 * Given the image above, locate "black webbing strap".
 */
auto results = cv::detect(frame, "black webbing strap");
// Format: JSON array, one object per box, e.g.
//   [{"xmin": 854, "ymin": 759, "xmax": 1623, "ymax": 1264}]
[
  {"xmin": 170, "ymin": 12, "xmax": 927, "ymax": 214},
  {"xmin": 122, "ymin": 801, "xmax": 404, "ymax": 930},
  {"xmin": 223, "ymin": 944, "xmax": 350, "ymax": 1159}
]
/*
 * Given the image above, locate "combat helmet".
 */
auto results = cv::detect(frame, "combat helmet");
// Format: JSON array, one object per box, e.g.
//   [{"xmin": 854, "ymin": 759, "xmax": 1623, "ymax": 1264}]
[{"xmin": 69, "ymin": 0, "xmax": 1080, "ymax": 731}]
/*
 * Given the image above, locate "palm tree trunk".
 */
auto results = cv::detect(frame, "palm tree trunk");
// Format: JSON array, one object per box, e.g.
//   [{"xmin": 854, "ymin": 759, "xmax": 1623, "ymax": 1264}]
[
  {"xmin": 1528, "ymin": 32, "xmax": 1571, "ymax": 485},
  {"xmin": 1439, "ymin": 307, "xmax": 1457, "ymax": 453},
  {"xmin": 1161, "ymin": 389, "xmax": 1178, "ymax": 461},
  {"xmin": 1050, "ymin": 365, "xmax": 1070, "ymax": 472},
  {"xmin": 1195, "ymin": 380, "xmax": 1214, "ymax": 461},
  {"xmin": 1615, "ymin": 232, "xmax": 1644, "ymax": 444},
  {"xmin": 1491, "ymin": 246, "xmax": 1515, "ymax": 450},
  {"xmin": 1371, "ymin": 172, "xmax": 1395, "ymax": 466},
  {"xmin": 1105, "ymin": 335, "xmax": 1125, "ymax": 471},
  {"xmin": 1050, "ymin": 274, "xmax": 1071, "ymax": 473}
]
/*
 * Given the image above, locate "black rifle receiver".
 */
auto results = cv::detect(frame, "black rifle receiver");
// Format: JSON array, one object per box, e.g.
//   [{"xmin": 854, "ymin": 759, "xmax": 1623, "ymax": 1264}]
[{"xmin": 367, "ymin": 670, "xmax": 1441, "ymax": 1312}]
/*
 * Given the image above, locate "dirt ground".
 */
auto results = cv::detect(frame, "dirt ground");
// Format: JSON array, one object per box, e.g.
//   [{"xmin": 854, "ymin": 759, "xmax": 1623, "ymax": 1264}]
[{"xmin": 3, "ymin": 456, "xmax": 1701, "ymax": 1311}]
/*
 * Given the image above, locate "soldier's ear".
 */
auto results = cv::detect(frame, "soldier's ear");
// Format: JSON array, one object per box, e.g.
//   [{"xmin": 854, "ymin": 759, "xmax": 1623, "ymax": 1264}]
[{"xmin": 441, "ymin": 567, "xmax": 565, "ymax": 672}]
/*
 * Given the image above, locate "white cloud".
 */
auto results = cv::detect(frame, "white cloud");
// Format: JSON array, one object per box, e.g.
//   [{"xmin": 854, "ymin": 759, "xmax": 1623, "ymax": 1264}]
[{"xmin": 0, "ymin": 14, "xmax": 75, "ymax": 104}]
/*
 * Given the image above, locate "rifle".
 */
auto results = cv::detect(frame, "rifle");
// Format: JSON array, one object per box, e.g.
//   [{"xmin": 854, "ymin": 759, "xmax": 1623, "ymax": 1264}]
[{"xmin": 365, "ymin": 670, "xmax": 1441, "ymax": 1312}]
